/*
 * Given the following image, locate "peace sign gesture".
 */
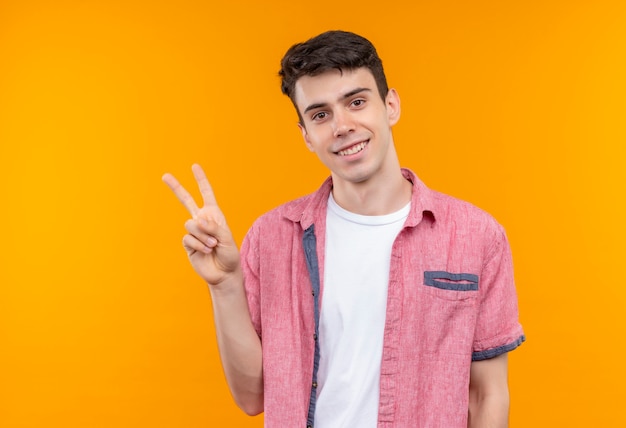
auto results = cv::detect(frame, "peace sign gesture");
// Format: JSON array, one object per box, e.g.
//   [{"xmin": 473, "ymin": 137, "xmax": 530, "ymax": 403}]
[{"xmin": 162, "ymin": 164, "xmax": 241, "ymax": 287}]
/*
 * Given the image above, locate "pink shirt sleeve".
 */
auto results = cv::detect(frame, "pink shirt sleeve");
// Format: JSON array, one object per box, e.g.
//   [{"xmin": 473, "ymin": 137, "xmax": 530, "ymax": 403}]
[
  {"xmin": 240, "ymin": 224, "xmax": 262, "ymax": 338},
  {"xmin": 472, "ymin": 225, "xmax": 525, "ymax": 360}
]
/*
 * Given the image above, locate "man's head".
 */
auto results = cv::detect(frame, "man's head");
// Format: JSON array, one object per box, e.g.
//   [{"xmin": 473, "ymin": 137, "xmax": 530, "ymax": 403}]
[
  {"xmin": 279, "ymin": 30, "xmax": 389, "ymax": 122},
  {"xmin": 279, "ymin": 33, "xmax": 402, "ymax": 190}
]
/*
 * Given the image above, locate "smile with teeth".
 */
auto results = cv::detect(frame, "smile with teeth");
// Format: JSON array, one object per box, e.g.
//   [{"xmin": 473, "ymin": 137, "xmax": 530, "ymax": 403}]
[{"xmin": 337, "ymin": 141, "xmax": 368, "ymax": 156}]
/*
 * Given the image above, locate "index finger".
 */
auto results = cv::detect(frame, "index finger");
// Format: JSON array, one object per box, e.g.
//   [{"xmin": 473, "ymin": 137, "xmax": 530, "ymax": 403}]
[
  {"xmin": 191, "ymin": 164, "xmax": 218, "ymax": 207},
  {"xmin": 162, "ymin": 172, "xmax": 200, "ymax": 217}
]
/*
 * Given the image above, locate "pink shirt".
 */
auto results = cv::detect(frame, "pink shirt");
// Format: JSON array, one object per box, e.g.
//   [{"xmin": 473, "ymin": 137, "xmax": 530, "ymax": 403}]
[{"xmin": 240, "ymin": 169, "xmax": 524, "ymax": 427}]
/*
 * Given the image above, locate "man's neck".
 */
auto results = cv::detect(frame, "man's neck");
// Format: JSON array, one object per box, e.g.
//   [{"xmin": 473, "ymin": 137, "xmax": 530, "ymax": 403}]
[{"xmin": 331, "ymin": 168, "xmax": 413, "ymax": 216}]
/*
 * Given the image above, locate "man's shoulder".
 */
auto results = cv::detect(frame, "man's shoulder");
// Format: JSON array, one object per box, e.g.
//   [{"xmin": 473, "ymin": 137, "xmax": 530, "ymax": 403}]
[
  {"xmin": 249, "ymin": 186, "xmax": 327, "ymax": 233},
  {"xmin": 404, "ymin": 168, "xmax": 502, "ymax": 232},
  {"xmin": 251, "ymin": 177, "xmax": 332, "ymax": 231},
  {"xmin": 254, "ymin": 193, "xmax": 314, "ymax": 224},
  {"xmin": 430, "ymin": 187, "xmax": 490, "ymax": 214},
  {"xmin": 242, "ymin": 190, "xmax": 323, "ymax": 252},
  {"xmin": 427, "ymin": 187, "xmax": 505, "ymax": 233}
]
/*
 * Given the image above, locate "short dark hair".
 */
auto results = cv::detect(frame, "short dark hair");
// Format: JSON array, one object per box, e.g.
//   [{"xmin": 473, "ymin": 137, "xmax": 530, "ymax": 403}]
[{"xmin": 279, "ymin": 30, "xmax": 389, "ymax": 114}]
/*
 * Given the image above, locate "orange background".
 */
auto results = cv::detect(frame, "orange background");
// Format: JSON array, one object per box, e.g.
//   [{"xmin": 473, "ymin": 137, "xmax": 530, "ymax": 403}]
[{"xmin": 1, "ymin": 0, "xmax": 625, "ymax": 426}]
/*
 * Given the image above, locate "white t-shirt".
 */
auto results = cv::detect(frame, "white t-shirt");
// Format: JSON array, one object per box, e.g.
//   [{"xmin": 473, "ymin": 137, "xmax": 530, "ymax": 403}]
[{"xmin": 314, "ymin": 193, "xmax": 410, "ymax": 427}]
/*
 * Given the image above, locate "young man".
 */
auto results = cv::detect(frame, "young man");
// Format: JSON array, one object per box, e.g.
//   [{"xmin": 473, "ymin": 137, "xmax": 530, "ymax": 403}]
[{"xmin": 163, "ymin": 30, "xmax": 524, "ymax": 427}]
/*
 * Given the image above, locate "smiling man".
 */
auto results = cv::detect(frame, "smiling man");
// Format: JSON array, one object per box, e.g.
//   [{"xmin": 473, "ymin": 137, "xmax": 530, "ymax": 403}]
[{"xmin": 163, "ymin": 30, "xmax": 524, "ymax": 428}]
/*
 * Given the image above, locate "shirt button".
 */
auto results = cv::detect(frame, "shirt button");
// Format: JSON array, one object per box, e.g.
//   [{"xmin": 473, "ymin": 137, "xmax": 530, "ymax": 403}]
[
  {"xmin": 311, "ymin": 289, "xmax": 315, "ymax": 296},
  {"xmin": 313, "ymin": 333, "xmax": 317, "ymax": 340},
  {"xmin": 312, "ymin": 381, "xmax": 318, "ymax": 388},
  {"xmin": 307, "ymin": 425, "xmax": 312, "ymax": 428}
]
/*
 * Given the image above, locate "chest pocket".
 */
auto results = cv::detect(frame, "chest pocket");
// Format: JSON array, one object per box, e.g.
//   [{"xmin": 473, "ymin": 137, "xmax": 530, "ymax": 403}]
[
  {"xmin": 420, "ymin": 270, "xmax": 479, "ymax": 354},
  {"xmin": 423, "ymin": 270, "xmax": 479, "ymax": 301}
]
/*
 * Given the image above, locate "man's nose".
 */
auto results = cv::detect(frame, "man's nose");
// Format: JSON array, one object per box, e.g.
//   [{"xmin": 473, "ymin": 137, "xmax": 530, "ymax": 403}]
[{"xmin": 332, "ymin": 110, "xmax": 355, "ymax": 137}]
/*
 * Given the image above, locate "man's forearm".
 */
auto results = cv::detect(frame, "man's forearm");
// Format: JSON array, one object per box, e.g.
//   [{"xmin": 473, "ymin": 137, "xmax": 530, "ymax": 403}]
[
  {"xmin": 468, "ymin": 390, "xmax": 509, "ymax": 428},
  {"xmin": 209, "ymin": 271, "xmax": 263, "ymax": 415},
  {"xmin": 468, "ymin": 354, "xmax": 510, "ymax": 428}
]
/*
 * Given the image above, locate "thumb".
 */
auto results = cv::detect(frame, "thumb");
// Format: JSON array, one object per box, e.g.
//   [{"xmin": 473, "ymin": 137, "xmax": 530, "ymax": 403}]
[{"xmin": 198, "ymin": 216, "xmax": 234, "ymax": 245}]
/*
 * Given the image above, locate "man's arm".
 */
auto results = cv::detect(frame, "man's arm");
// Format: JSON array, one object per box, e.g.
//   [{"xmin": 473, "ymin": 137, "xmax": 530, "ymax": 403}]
[
  {"xmin": 468, "ymin": 353, "xmax": 510, "ymax": 428},
  {"xmin": 207, "ymin": 267, "xmax": 263, "ymax": 415},
  {"xmin": 163, "ymin": 164, "xmax": 263, "ymax": 415}
]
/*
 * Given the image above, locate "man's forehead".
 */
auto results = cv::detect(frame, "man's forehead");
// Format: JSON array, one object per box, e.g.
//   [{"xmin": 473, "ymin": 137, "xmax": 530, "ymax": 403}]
[{"xmin": 293, "ymin": 68, "xmax": 377, "ymax": 106}]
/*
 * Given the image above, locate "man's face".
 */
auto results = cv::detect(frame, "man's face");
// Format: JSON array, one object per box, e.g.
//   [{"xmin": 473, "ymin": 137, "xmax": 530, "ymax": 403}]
[{"xmin": 294, "ymin": 68, "xmax": 400, "ymax": 186}]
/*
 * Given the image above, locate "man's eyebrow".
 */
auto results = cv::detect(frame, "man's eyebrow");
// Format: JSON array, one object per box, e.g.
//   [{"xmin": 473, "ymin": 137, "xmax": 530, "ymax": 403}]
[
  {"xmin": 303, "ymin": 102, "xmax": 327, "ymax": 115},
  {"xmin": 341, "ymin": 87, "xmax": 371, "ymax": 100},
  {"xmin": 303, "ymin": 87, "xmax": 372, "ymax": 115}
]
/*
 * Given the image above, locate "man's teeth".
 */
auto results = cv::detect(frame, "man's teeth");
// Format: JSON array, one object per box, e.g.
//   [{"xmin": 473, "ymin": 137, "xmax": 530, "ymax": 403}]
[{"xmin": 338, "ymin": 142, "xmax": 367, "ymax": 156}]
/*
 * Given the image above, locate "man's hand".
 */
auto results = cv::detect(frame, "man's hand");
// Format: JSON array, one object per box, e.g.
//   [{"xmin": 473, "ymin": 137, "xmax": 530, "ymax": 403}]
[
  {"xmin": 162, "ymin": 164, "xmax": 240, "ymax": 287},
  {"xmin": 162, "ymin": 164, "xmax": 263, "ymax": 414}
]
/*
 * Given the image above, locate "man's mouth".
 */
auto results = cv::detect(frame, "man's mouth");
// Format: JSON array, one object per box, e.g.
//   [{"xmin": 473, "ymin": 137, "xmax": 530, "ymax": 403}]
[{"xmin": 337, "ymin": 141, "xmax": 368, "ymax": 156}]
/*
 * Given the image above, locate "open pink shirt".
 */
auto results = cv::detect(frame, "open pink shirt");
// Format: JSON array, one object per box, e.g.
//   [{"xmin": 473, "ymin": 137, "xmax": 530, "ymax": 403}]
[{"xmin": 240, "ymin": 169, "xmax": 524, "ymax": 427}]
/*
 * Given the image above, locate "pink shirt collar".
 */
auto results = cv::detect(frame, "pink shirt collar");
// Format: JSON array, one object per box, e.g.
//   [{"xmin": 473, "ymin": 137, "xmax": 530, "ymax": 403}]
[{"xmin": 282, "ymin": 168, "xmax": 437, "ymax": 229}]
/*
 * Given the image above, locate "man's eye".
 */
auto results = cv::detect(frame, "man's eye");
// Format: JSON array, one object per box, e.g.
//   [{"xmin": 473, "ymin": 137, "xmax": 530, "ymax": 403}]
[
  {"xmin": 351, "ymin": 99, "xmax": 365, "ymax": 107},
  {"xmin": 312, "ymin": 112, "xmax": 327, "ymax": 121}
]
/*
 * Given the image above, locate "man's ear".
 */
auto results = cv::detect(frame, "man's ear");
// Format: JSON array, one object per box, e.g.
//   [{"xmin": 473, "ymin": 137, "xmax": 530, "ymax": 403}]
[
  {"xmin": 298, "ymin": 123, "xmax": 315, "ymax": 152},
  {"xmin": 386, "ymin": 88, "xmax": 401, "ymax": 126}
]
